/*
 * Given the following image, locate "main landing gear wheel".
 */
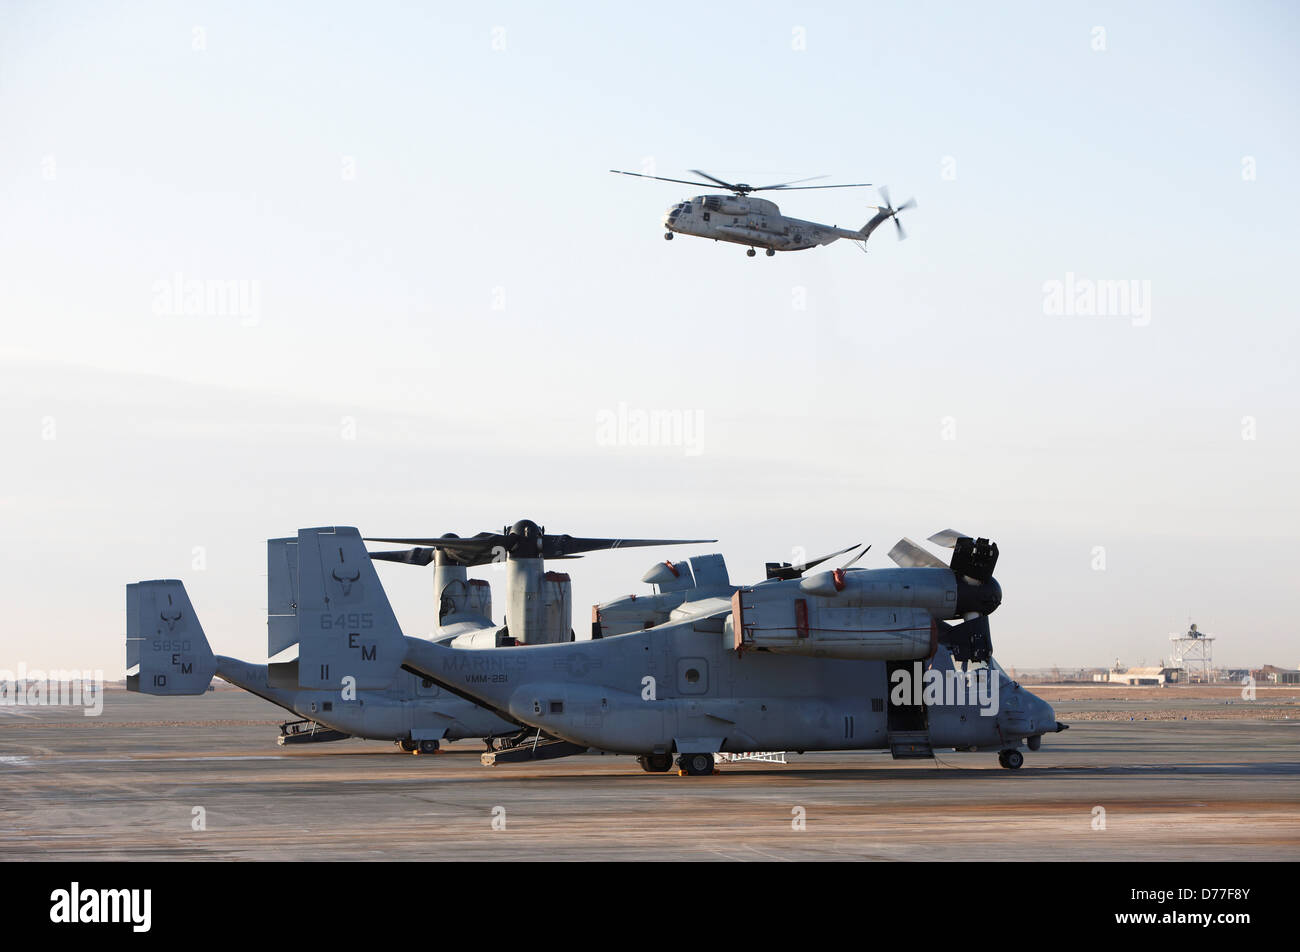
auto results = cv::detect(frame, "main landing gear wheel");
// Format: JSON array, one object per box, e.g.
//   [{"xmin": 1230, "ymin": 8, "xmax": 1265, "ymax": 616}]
[
  {"xmin": 677, "ymin": 752, "xmax": 715, "ymax": 776},
  {"xmin": 417, "ymin": 739, "xmax": 440, "ymax": 755},
  {"xmin": 746, "ymin": 248, "xmax": 756, "ymax": 257},
  {"xmin": 637, "ymin": 753, "xmax": 674, "ymax": 773},
  {"xmin": 765, "ymin": 248, "xmax": 775, "ymax": 256},
  {"xmin": 664, "ymin": 232, "xmax": 673, "ymax": 240},
  {"xmin": 398, "ymin": 739, "xmax": 418, "ymax": 752},
  {"xmin": 999, "ymin": 749, "xmax": 1023, "ymax": 770}
]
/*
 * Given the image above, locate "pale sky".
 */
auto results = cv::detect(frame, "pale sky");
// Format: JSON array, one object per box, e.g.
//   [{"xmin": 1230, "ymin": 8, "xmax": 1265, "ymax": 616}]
[{"xmin": 2, "ymin": 1, "xmax": 1297, "ymax": 675}]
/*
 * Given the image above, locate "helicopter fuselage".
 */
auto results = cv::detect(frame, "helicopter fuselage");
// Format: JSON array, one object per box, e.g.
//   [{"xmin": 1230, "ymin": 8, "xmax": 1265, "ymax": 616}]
[{"xmin": 663, "ymin": 194, "xmax": 862, "ymax": 252}]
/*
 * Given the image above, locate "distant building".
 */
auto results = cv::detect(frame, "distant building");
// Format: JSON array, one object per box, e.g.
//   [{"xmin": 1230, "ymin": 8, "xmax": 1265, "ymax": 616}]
[
  {"xmin": 1097, "ymin": 662, "xmax": 1185, "ymax": 686},
  {"xmin": 1252, "ymin": 665, "xmax": 1300, "ymax": 685}
]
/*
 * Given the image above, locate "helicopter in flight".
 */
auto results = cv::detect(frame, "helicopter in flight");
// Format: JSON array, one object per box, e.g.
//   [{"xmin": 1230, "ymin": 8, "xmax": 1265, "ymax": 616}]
[{"xmin": 610, "ymin": 168, "xmax": 915, "ymax": 257}]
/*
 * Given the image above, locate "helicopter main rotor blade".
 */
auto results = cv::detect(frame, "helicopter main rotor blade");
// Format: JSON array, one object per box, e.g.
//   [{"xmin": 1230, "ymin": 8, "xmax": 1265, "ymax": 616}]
[
  {"xmin": 753, "ymin": 182, "xmax": 872, "ymax": 191},
  {"xmin": 688, "ymin": 169, "xmax": 743, "ymax": 191},
  {"xmin": 750, "ymin": 174, "xmax": 829, "ymax": 190},
  {"xmin": 610, "ymin": 170, "xmax": 727, "ymax": 190}
]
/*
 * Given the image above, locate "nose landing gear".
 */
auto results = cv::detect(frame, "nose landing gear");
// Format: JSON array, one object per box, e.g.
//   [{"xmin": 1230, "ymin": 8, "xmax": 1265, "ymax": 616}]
[
  {"xmin": 766, "ymin": 248, "xmax": 775, "ymax": 256},
  {"xmin": 664, "ymin": 232, "xmax": 673, "ymax": 240},
  {"xmin": 746, "ymin": 248, "xmax": 756, "ymax": 257},
  {"xmin": 998, "ymin": 749, "xmax": 1024, "ymax": 769}
]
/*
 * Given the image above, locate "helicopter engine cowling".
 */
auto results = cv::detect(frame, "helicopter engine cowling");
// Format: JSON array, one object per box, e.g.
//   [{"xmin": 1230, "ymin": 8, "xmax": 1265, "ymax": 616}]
[{"xmin": 702, "ymin": 196, "xmax": 748, "ymax": 216}]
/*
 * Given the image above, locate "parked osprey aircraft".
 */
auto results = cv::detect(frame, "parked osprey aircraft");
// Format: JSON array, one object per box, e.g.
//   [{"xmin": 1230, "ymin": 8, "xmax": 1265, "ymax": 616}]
[
  {"xmin": 127, "ymin": 523, "xmax": 711, "ymax": 753},
  {"xmin": 291, "ymin": 526, "xmax": 1067, "ymax": 774},
  {"xmin": 610, "ymin": 168, "xmax": 915, "ymax": 256},
  {"xmin": 126, "ymin": 532, "xmax": 517, "ymax": 752}
]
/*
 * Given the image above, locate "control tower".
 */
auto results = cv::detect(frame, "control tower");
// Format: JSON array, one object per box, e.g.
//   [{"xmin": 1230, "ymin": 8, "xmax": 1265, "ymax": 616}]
[{"xmin": 1169, "ymin": 623, "xmax": 1215, "ymax": 682}]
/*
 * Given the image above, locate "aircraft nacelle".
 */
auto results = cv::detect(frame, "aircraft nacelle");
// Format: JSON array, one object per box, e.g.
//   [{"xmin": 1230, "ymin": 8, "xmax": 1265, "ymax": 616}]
[
  {"xmin": 592, "ymin": 591, "xmax": 684, "ymax": 637},
  {"xmin": 798, "ymin": 566, "xmax": 977, "ymax": 619},
  {"xmin": 504, "ymin": 561, "xmax": 574, "ymax": 644},
  {"xmin": 732, "ymin": 583, "xmax": 937, "ymax": 661},
  {"xmin": 594, "ymin": 553, "xmax": 733, "ymax": 637},
  {"xmin": 438, "ymin": 576, "xmax": 492, "ymax": 622}
]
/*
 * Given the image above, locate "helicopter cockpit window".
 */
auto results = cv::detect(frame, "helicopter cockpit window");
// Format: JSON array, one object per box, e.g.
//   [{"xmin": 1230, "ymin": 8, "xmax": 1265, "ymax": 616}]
[{"xmin": 679, "ymin": 204, "xmax": 691, "ymax": 215}]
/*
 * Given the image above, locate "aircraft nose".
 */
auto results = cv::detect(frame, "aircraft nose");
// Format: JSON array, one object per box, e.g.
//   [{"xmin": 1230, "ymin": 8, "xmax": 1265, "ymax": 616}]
[{"xmin": 1030, "ymin": 693, "xmax": 1056, "ymax": 731}]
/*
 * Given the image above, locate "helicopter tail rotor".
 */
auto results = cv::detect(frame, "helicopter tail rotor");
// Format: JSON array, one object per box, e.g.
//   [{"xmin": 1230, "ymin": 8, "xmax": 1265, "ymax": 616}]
[{"xmin": 858, "ymin": 186, "xmax": 916, "ymax": 244}]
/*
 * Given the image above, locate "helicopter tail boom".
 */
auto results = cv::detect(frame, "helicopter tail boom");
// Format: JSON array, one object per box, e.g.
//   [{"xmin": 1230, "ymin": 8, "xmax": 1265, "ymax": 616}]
[{"xmin": 857, "ymin": 207, "xmax": 896, "ymax": 241}]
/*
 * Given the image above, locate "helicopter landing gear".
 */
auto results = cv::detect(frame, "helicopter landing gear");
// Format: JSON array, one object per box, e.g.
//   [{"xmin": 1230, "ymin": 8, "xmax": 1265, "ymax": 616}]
[
  {"xmin": 746, "ymin": 248, "xmax": 756, "ymax": 257},
  {"xmin": 664, "ymin": 232, "xmax": 673, "ymax": 240},
  {"xmin": 998, "ymin": 749, "xmax": 1024, "ymax": 770},
  {"xmin": 398, "ymin": 738, "xmax": 418, "ymax": 752},
  {"xmin": 637, "ymin": 752, "xmax": 673, "ymax": 773},
  {"xmin": 765, "ymin": 248, "xmax": 775, "ymax": 256},
  {"xmin": 416, "ymin": 739, "xmax": 440, "ymax": 755}
]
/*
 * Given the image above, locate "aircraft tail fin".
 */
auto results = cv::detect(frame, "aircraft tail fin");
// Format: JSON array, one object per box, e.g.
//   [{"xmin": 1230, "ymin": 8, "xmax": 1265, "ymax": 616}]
[
  {"xmin": 294, "ymin": 527, "xmax": 407, "ymax": 690},
  {"xmin": 126, "ymin": 580, "xmax": 217, "ymax": 694},
  {"xmin": 267, "ymin": 536, "xmax": 299, "ymax": 658}
]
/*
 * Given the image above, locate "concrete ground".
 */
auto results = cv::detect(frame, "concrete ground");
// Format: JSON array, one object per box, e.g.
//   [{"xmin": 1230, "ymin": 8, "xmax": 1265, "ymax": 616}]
[{"xmin": 2, "ymin": 687, "xmax": 1297, "ymax": 860}]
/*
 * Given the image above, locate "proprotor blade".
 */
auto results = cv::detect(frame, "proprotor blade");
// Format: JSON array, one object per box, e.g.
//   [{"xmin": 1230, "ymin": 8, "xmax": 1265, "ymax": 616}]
[
  {"xmin": 369, "ymin": 547, "xmax": 437, "ymax": 566},
  {"xmin": 887, "ymin": 537, "xmax": 948, "ymax": 570},
  {"xmin": 839, "ymin": 543, "xmax": 872, "ymax": 569},
  {"xmin": 765, "ymin": 543, "xmax": 861, "ymax": 581},
  {"xmin": 365, "ymin": 532, "xmax": 503, "ymax": 567},
  {"xmin": 544, "ymin": 535, "xmax": 715, "ymax": 558},
  {"xmin": 366, "ymin": 528, "xmax": 714, "ymax": 566},
  {"xmin": 927, "ymin": 529, "xmax": 972, "ymax": 549}
]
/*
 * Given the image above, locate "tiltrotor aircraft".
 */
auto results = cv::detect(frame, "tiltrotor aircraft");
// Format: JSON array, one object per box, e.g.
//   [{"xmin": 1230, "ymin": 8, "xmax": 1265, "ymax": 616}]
[
  {"xmin": 127, "ymin": 522, "xmax": 711, "ymax": 754},
  {"xmin": 289, "ymin": 525, "xmax": 1068, "ymax": 775},
  {"xmin": 611, "ymin": 168, "xmax": 915, "ymax": 256}
]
